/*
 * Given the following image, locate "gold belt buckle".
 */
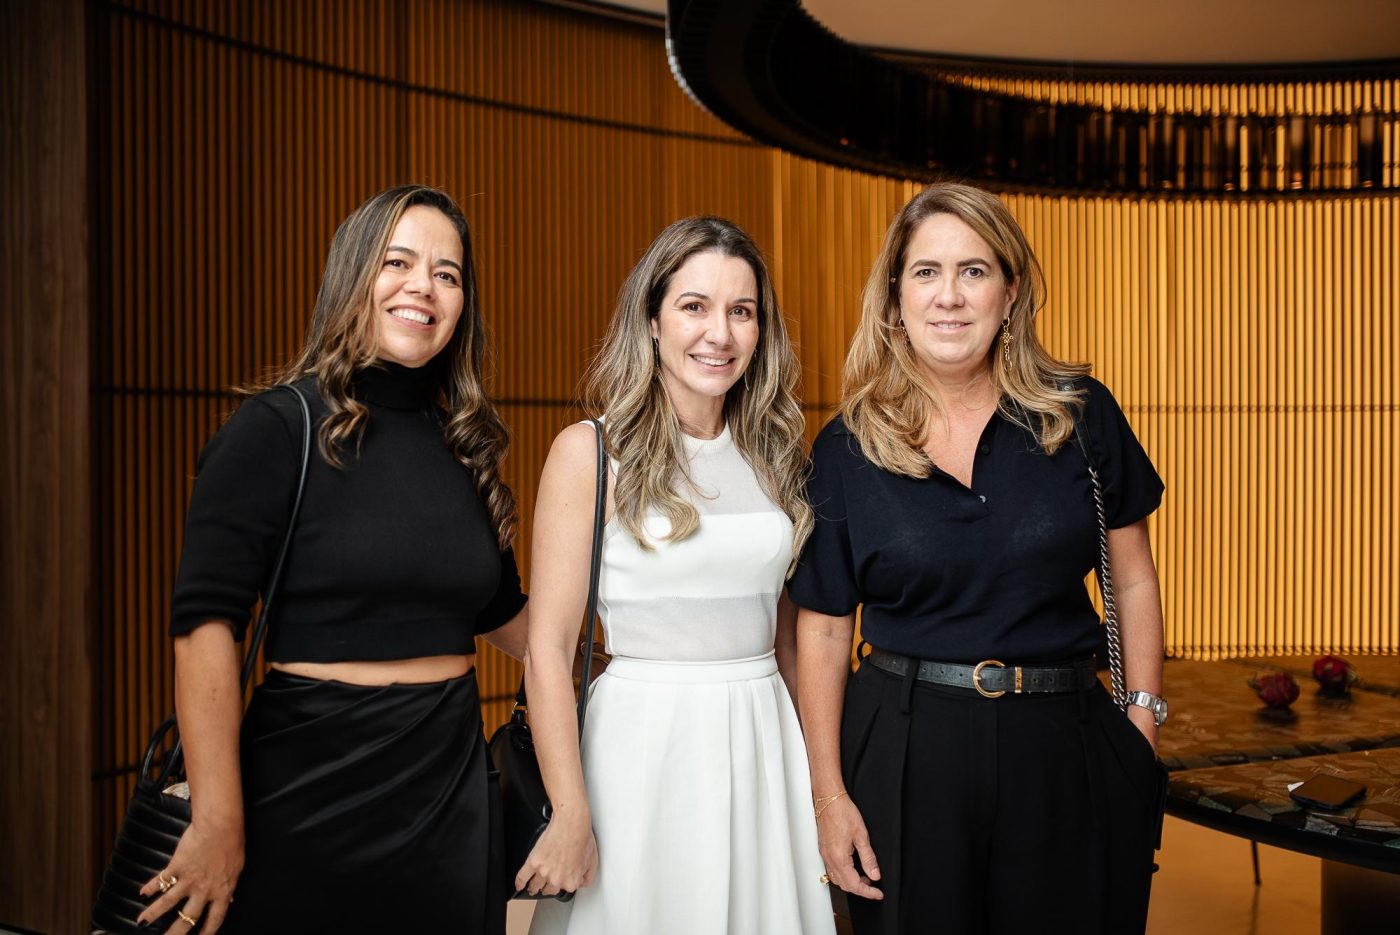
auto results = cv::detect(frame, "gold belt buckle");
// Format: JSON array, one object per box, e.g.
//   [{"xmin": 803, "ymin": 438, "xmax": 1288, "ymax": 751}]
[{"xmin": 972, "ymin": 659, "xmax": 1007, "ymax": 698}]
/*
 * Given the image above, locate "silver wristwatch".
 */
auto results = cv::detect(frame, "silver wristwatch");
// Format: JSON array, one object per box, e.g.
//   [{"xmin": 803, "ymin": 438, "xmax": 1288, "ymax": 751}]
[{"xmin": 1126, "ymin": 690, "xmax": 1168, "ymax": 726}]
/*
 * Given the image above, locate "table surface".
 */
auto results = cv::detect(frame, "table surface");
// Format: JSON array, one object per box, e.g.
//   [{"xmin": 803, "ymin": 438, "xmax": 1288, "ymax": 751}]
[
  {"xmin": 1166, "ymin": 746, "xmax": 1400, "ymax": 872},
  {"xmin": 1156, "ymin": 659, "xmax": 1400, "ymax": 772}
]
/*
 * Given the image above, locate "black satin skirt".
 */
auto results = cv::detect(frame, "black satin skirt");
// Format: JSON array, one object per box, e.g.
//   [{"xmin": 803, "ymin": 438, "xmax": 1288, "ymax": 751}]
[{"xmin": 221, "ymin": 669, "xmax": 505, "ymax": 934}]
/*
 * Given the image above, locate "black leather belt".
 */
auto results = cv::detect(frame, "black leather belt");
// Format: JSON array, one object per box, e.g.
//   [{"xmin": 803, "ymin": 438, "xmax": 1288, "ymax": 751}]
[{"xmin": 865, "ymin": 649, "xmax": 1098, "ymax": 698}]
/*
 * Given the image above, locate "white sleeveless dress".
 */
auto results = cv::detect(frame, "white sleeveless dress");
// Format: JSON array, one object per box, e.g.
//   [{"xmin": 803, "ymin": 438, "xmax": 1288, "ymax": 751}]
[{"xmin": 529, "ymin": 425, "xmax": 835, "ymax": 935}]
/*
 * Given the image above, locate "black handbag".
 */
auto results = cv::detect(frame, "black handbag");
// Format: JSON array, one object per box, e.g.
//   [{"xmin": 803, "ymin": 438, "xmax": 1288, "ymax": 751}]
[
  {"xmin": 92, "ymin": 385, "xmax": 313, "ymax": 934},
  {"xmin": 489, "ymin": 417, "xmax": 607, "ymax": 902}
]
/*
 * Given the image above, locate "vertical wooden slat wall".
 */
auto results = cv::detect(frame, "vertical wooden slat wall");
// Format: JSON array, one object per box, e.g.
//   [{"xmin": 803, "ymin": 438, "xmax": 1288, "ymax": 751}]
[
  {"xmin": 93, "ymin": 0, "xmax": 1399, "ymax": 873},
  {"xmin": 2, "ymin": 1, "xmax": 93, "ymax": 931}
]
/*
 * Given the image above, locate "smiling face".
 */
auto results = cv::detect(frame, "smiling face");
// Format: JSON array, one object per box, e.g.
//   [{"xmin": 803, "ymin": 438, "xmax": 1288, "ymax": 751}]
[
  {"xmin": 650, "ymin": 250, "xmax": 761, "ymax": 423},
  {"xmin": 897, "ymin": 212, "xmax": 1017, "ymax": 382},
  {"xmin": 372, "ymin": 204, "xmax": 466, "ymax": 368}
]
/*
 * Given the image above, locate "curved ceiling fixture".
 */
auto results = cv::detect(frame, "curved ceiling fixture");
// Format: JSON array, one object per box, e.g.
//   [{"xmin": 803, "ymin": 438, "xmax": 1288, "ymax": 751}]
[{"xmin": 666, "ymin": 0, "xmax": 1400, "ymax": 195}]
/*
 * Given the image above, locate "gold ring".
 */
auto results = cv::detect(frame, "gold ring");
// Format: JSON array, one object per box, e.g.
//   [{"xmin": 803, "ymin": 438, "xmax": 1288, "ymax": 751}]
[
  {"xmin": 819, "ymin": 873, "xmax": 830, "ymax": 885},
  {"xmin": 158, "ymin": 870, "xmax": 176, "ymax": 892},
  {"xmin": 177, "ymin": 909, "xmax": 197, "ymax": 926}
]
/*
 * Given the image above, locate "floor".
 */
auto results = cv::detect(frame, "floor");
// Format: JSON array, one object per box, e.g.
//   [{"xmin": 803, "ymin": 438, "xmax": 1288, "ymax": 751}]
[
  {"xmin": 505, "ymin": 816, "xmax": 1325, "ymax": 934},
  {"xmin": 1147, "ymin": 817, "xmax": 1321, "ymax": 934}
]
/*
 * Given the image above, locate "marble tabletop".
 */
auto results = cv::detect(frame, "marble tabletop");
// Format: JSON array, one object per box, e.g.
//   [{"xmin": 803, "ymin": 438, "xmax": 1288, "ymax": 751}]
[
  {"xmin": 1166, "ymin": 747, "xmax": 1400, "ymax": 872},
  {"xmin": 1155, "ymin": 659, "xmax": 1400, "ymax": 772}
]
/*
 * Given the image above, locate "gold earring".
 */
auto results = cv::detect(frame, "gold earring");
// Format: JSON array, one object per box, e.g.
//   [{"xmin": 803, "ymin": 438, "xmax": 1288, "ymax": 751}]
[{"xmin": 1001, "ymin": 318, "xmax": 1013, "ymax": 365}]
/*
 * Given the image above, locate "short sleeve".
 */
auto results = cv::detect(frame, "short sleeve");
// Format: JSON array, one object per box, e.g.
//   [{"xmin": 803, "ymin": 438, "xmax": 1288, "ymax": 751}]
[
  {"xmin": 475, "ymin": 546, "xmax": 527, "ymax": 635},
  {"xmin": 788, "ymin": 421, "xmax": 861, "ymax": 616},
  {"xmin": 170, "ymin": 394, "xmax": 301, "ymax": 640},
  {"xmin": 1079, "ymin": 377, "xmax": 1164, "ymax": 528}
]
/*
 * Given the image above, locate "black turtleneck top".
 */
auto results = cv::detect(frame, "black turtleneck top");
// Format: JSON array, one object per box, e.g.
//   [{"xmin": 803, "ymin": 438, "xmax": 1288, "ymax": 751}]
[{"xmin": 170, "ymin": 362, "xmax": 527, "ymax": 662}]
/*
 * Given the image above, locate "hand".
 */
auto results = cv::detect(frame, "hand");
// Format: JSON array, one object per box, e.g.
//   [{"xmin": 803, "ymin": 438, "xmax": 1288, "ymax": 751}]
[
  {"xmin": 137, "ymin": 817, "xmax": 243, "ymax": 933},
  {"xmin": 816, "ymin": 795, "xmax": 883, "ymax": 901},
  {"xmin": 515, "ymin": 812, "xmax": 598, "ymax": 898},
  {"xmin": 1126, "ymin": 704, "xmax": 1160, "ymax": 755}
]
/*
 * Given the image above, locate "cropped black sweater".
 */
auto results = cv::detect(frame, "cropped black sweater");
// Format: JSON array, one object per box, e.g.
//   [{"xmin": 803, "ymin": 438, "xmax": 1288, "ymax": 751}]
[{"xmin": 169, "ymin": 362, "xmax": 526, "ymax": 662}]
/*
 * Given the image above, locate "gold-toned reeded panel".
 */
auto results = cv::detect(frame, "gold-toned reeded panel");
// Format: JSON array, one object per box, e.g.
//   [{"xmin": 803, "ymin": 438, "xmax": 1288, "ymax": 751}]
[
  {"xmin": 770, "ymin": 161, "xmax": 1399, "ymax": 663},
  {"xmin": 1006, "ymin": 194, "xmax": 1398, "ymax": 659},
  {"xmin": 94, "ymin": 0, "xmax": 1399, "ymax": 867}
]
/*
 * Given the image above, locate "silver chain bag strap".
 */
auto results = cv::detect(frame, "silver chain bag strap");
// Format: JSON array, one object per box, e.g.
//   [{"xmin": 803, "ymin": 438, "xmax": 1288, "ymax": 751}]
[{"xmin": 1066, "ymin": 386, "xmax": 1127, "ymax": 711}]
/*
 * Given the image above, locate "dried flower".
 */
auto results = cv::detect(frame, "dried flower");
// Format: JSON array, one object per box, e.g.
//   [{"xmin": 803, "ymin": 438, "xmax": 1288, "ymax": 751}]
[
  {"xmin": 1312, "ymin": 655, "xmax": 1357, "ymax": 694},
  {"xmin": 1249, "ymin": 672, "xmax": 1300, "ymax": 708}
]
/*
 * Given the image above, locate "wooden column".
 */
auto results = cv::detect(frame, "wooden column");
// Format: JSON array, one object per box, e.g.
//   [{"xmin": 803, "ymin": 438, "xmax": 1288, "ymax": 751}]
[{"xmin": 0, "ymin": 0, "xmax": 95, "ymax": 931}]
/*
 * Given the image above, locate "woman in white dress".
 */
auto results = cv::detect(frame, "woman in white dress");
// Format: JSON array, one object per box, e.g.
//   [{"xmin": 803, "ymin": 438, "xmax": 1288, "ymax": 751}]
[{"xmin": 520, "ymin": 216, "xmax": 836, "ymax": 935}]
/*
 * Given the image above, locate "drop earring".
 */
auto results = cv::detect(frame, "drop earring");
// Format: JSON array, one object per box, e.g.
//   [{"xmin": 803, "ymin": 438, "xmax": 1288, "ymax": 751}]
[
  {"xmin": 1001, "ymin": 318, "xmax": 1014, "ymax": 366},
  {"xmin": 652, "ymin": 336, "xmax": 661, "ymax": 367}
]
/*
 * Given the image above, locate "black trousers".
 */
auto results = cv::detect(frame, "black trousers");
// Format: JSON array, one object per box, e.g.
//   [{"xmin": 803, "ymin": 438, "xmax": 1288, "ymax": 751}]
[
  {"xmin": 840, "ymin": 659, "xmax": 1164, "ymax": 935},
  {"xmin": 221, "ymin": 669, "xmax": 505, "ymax": 935}
]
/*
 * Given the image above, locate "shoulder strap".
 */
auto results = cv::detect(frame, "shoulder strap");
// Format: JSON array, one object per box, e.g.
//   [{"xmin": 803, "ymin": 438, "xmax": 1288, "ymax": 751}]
[
  {"xmin": 238, "ymin": 385, "xmax": 314, "ymax": 689},
  {"xmin": 575, "ymin": 418, "xmax": 607, "ymax": 736},
  {"xmin": 158, "ymin": 384, "xmax": 314, "ymax": 784},
  {"xmin": 1064, "ymin": 384, "xmax": 1126, "ymax": 711},
  {"xmin": 510, "ymin": 418, "xmax": 609, "ymax": 740}
]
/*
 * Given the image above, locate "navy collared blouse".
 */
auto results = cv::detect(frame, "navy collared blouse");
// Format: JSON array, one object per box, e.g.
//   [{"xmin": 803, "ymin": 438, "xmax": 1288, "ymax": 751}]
[{"xmin": 789, "ymin": 377, "xmax": 1163, "ymax": 664}]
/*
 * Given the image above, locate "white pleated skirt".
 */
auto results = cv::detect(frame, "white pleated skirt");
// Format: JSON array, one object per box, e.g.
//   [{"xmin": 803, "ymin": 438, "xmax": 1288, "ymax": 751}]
[{"xmin": 529, "ymin": 651, "xmax": 836, "ymax": 935}]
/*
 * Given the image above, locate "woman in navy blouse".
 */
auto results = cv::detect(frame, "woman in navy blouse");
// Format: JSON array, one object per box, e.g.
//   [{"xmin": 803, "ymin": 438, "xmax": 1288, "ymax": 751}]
[{"xmin": 791, "ymin": 183, "xmax": 1167, "ymax": 935}]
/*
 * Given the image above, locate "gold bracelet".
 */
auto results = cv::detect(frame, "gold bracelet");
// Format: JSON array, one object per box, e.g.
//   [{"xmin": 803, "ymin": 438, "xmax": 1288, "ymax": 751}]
[{"xmin": 813, "ymin": 790, "xmax": 849, "ymax": 819}]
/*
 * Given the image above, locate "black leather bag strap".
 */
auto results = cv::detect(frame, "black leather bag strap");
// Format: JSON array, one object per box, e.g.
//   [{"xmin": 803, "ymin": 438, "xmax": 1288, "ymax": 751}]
[
  {"xmin": 237, "ymin": 385, "xmax": 314, "ymax": 689},
  {"xmin": 158, "ymin": 384, "xmax": 314, "ymax": 783},
  {"xmin": 575, "ymin": 417, "xmax": 608, "ymax": 736},
  {"xmin": 512, "ymin": 417, "xmax": 608, "ymax": 737}
]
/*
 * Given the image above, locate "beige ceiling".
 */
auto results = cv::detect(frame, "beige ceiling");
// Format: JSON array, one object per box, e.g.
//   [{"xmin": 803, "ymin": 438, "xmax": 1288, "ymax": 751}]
[{"xmin": 616, "ymin": 0, "xmax": 1400, "ymax": 65}]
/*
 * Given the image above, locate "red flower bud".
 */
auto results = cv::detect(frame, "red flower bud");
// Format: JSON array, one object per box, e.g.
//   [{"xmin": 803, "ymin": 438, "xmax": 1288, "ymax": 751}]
[{"xmin": 1249, "ymin": 672, "xmax": 1300, "ymax": 708}]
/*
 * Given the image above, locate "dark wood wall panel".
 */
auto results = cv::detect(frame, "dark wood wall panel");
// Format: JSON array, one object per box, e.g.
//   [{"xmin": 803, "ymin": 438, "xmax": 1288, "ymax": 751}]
[
  {"xmin": 1, "ymin": 1, "xmax": 93, "ymax": 931},
  {"xmin": 91, "ymin": 0, "xmax": 783, "ymax": 870}
]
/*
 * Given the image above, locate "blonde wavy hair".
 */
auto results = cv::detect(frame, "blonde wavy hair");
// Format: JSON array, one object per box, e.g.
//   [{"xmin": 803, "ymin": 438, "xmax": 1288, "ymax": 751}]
[
  {"xmin": 584, "ymin": 216, "xmax": 813, "ymax": 569},
  {"xmin": 842, "ymin": 183, "xmax": 1088, "ymax": 477},
  {"xmin": 260, "ymin": 184, "xmax": 517, "ymax": 549}
]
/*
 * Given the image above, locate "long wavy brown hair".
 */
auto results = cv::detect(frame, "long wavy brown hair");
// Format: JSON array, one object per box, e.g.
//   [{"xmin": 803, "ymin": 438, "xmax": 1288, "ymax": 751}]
[
  {"xmin": 584, "ymin": 216, "xmax": 813, "ymax": 570},
  {"xmin": 842, "ymin": 183, "xmax": 1088, "ymax": 478},
  {"xmin": 262, "ymin": 184, "xmax": 516, "ymax": 548}
]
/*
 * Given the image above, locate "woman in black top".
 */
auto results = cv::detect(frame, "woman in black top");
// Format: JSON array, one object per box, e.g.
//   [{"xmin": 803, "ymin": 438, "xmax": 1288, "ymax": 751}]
[
  {"xmin": 791, "ymin": 184, "xmax": 1167, "ymax": 935},
  {"xmin": 136, "ymin": 185, "xmax": 527, "ymax": 934}
]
